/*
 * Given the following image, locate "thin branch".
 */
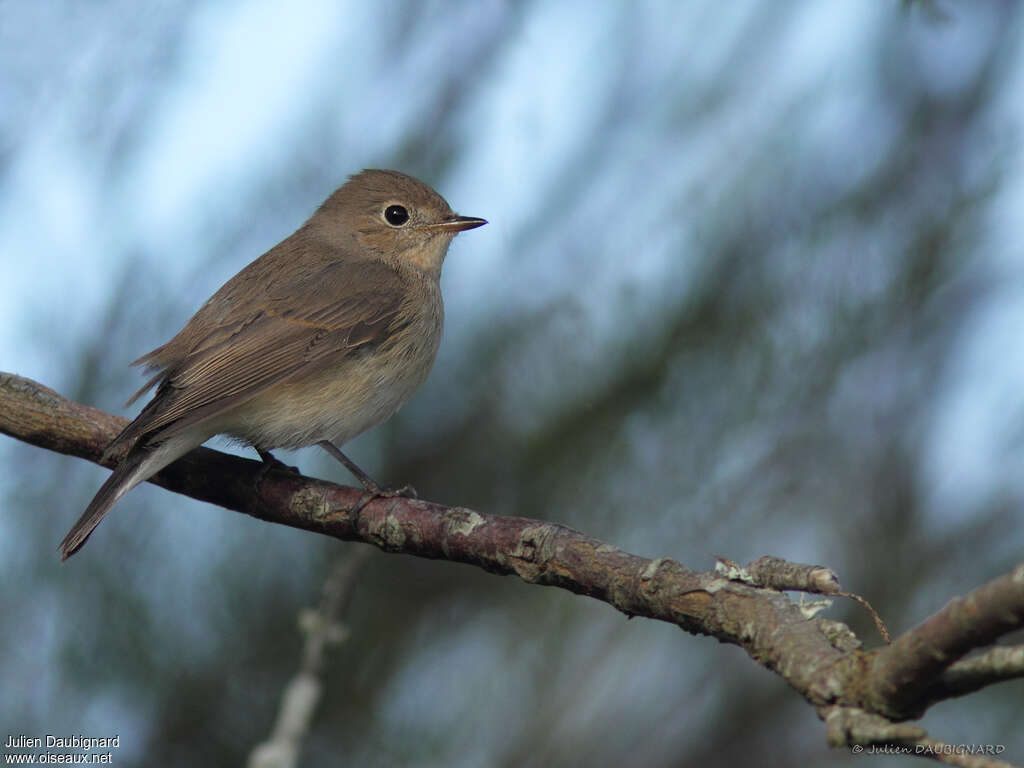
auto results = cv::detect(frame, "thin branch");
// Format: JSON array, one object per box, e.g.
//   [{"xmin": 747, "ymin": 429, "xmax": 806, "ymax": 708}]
[
  {"xmin": 934, "ymin": 646, "xmax": 1024, "ymax": 700},
  {"xmin": 718, "ymin": 554, "xmax": 891, "ymax": 642},
  {"xmin": 864, "ymin": 564, "xmax": 1024, "ymax": 718},
  {"xmin": 247, "ymin": 546, "xmax": 373, "ymax": 768}
]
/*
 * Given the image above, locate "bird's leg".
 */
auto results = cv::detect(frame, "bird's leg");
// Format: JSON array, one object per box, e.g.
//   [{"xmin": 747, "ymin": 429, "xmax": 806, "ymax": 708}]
[{"xmin": 317, "ymin": 441, "xmax": 418, "ymax": 505}]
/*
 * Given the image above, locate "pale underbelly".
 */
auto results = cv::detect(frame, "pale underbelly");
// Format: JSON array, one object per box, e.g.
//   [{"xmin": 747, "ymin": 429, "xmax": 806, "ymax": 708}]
[{"xmin": 210, "ymin": 345, "xmax": 435, "ymax": 449}]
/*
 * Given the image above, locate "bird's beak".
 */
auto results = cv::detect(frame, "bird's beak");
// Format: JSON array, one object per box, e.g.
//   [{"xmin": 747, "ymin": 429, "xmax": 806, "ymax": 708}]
[{"xmin": 419, "ymin": 215, "xmax": 488, "ymax": 233}]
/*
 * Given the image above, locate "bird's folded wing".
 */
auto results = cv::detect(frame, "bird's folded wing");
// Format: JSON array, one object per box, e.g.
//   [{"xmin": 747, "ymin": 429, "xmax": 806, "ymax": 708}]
[{"xmin": 106, "ymin": 261, "xmax": 409, "ymax": 454}]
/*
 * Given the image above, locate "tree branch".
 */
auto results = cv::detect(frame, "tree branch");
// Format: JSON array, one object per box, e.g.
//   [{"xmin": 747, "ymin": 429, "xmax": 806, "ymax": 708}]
[
  {"xmin": 864, "ymin": 564, "xmax": 1024, "ymax": 718},
  {"xmin": 937, "ymin": 646, "xmax": 1024, "ymax": 699},
  {"xmin": 1, "ymin": 372, "xmax": 1021, "ymax": 765}
]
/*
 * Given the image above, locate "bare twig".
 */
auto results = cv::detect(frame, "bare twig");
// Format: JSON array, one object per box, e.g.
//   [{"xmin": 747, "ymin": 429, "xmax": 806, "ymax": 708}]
[
  {"xmin": 247, "ymin": 546, "xmax": 373, "ymax": 768},
  {"xmin": 865, "ymin": 564, "xmax": 1024, "ymax": 719},
  {"xmin": 740, "ymin": 555, "xmax": 841, "ymax": 594},
  {"xmin": 719, "ymin": 555, "xmax": 892, "ymax": 643},
  {"xmin": 933, "ymin": 646, "xmax": 1024, "ymax": 700}
]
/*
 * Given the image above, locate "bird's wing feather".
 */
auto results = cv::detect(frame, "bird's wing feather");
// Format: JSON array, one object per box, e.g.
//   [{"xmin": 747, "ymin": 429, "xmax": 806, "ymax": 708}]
[{"xmin": 107, "ymin": 259, "xmax": 409, "ymax": 454}]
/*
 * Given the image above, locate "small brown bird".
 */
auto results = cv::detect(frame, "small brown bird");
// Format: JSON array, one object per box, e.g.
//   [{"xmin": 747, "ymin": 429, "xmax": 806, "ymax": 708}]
[{"xmin": 60, "ymin": 169, "xmax": 485, "ymax": 560}]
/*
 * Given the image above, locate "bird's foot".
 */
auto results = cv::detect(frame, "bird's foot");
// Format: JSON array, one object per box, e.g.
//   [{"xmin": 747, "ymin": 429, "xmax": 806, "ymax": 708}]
[
  {"xmin": 316, "ymin": 440, "xmax": 417, "ymax": 510},
  {"xmin": 351, "ymin": 480, "xmax": 418, "ymax": 516},
  {"xmin": 256, "ymin": 449, "xmax": 301, "ymax": 481}
]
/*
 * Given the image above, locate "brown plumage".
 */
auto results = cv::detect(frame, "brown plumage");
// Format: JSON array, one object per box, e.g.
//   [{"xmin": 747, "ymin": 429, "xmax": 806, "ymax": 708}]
[{"xmin": 60, "ymin": 169, "xmax": 485, "ymax": 560}]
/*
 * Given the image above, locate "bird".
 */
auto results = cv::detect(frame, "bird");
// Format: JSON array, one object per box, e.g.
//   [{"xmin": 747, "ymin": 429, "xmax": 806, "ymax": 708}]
[{"xmin": 60, "ymin": 169, "xmax": 486, "ymax": 560}]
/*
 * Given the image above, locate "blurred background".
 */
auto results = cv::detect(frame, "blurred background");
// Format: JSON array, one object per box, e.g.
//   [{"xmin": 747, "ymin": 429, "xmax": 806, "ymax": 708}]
[{"xmin": 2, "ymin": 0, "xmax": 1023, "ymax": 765}]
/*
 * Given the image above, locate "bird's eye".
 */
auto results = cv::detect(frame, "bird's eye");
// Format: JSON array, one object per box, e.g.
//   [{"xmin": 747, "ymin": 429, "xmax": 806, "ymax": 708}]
[{"xmin": 383, "ymin": 205, "xmax": 409, "ymax": 226}]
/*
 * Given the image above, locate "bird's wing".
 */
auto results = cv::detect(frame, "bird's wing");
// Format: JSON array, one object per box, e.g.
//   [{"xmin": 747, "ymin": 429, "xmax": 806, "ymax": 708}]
[{"xmin": 106, "ymin": 259, "xmax": 410, "ymax": 454}]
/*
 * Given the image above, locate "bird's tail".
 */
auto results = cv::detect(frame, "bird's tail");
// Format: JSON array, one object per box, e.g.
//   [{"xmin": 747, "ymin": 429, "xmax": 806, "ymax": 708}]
[{"xmin": 60, "ymin": 438, "xmax": 188, "ymax": 560}]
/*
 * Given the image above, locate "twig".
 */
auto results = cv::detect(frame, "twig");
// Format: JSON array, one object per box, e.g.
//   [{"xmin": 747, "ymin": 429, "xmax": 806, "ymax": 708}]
[
  {"xmin": 247, "ymin": 546, "xmax": 373, "ymax": 768},
  {"xmin": 865, "ymin": 564, "xmax": 1024, "ymax": 718}
]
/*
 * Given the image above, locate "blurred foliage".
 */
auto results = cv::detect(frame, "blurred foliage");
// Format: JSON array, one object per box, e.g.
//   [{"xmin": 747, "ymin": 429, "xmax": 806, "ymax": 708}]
[{"xmin": 2, "ymin": 1, "xmax": 1023, "ymax": 766}]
